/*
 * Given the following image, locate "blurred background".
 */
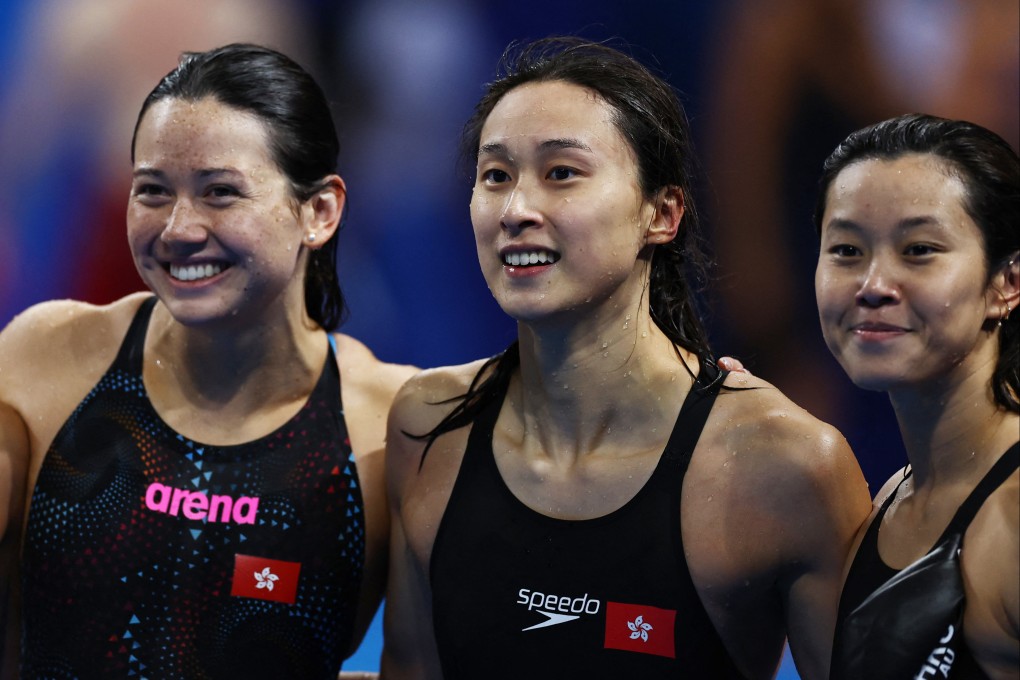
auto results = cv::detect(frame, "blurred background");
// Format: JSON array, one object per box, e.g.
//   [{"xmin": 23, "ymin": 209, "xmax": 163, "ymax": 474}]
[{"xmin": 1, "ymin": 0, "xmax": 1016, "ymax": 676}]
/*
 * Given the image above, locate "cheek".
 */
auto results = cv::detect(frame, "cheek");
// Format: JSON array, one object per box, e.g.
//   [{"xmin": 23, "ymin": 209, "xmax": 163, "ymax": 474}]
[
  {"xmin": 814, "ymin": 268, "xmax": 845, "ymax": 315},
  {"xmin": 125, "ymin": 210, "xmax": 157, "ymax": 248}
]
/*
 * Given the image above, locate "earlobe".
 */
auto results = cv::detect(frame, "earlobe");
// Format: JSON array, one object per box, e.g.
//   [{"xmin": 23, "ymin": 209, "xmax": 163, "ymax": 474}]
[
  {"xmin": 645, "ymin": 186, "xmax": 684, "ymax": 245},
  {"xmin": 988, "ymin": 252, "xmax": 1020, "ymax": 323},
  {"xmin": 304, "ymin": 175, "xmax": 346, "ymax": 248}
]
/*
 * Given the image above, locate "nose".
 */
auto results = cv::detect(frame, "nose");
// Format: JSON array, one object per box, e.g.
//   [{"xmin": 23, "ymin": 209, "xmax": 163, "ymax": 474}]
[
  {"xmin": 160, "ymin": 199, "xmax": 208, "ymax": 246},
  {"xmin": 855, "ymin": 258, "xmax": 899, "ymax": 308},
  {"xmin": 499, "ymin": 182, "xmax": 543, "ymax": 233}
]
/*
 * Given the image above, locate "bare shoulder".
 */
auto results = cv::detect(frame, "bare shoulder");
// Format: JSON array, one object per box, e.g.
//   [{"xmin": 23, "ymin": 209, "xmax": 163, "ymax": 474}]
[
  {"xmin": 711, "ymin": 371, "xmax": 860, "ymax": 475},
  {"xmin": 699, "ymin": 371, "xmax": 871, "ymax": 538},
  {"xmin": 385, "ymin": 359, "xmax": 492, "ymax": 489},
  {"xmin": 388, "ymin": 359, "xmax": 492, "ymax": 439},
  {"xmin": 330, "ymin": 333, "xmax": 418, "ymax": 462},
  {"xmin": 0, "ymin": 295, "xmax": 149, "ymax": 407},
  {"xmin": 333, "ymin": 333, "xmax": 418, "ymax": 396},
  {"xmin": 963, "ymin": 470, "xmax": 1020, "ymax": 638}
]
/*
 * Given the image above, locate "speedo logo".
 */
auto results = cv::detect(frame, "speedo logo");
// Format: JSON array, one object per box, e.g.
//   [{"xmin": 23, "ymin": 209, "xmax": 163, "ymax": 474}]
[
  {"xmin": 517, "ymin": 587, "xmax": 601, "ymax": 631},
  {"xmin": 144, "ymin": 482, "xmax": 259, "ymax": 524}
]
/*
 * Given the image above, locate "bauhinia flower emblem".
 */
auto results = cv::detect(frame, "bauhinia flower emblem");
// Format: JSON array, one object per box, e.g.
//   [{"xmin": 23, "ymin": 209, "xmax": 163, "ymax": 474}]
[
  {"xmin": 254, "ymin": 567, "xmax": 280, "ymax": 591},
  {"xmin": 627, "ymin": 615, "xmax": 653, "ymax": 642}
]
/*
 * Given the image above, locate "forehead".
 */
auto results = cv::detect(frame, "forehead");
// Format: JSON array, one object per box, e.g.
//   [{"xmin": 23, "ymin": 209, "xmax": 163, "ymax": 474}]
[
  {"xmin": 479, "ymin": 80, "xmax": 631, "ymax": 158},
  {"xmin": 134, "ymin": 97, "xmax": 275, "ymax": 168},
  {"xmin": 825, "ymin": 154, "xmax": 970, "ymax": 222}
]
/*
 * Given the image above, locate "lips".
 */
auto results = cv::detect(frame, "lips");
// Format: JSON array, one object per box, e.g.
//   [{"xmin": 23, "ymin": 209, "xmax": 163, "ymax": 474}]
[{"xmin": 850, "ymin": 321, "xmax": 908, "ymax": 333}]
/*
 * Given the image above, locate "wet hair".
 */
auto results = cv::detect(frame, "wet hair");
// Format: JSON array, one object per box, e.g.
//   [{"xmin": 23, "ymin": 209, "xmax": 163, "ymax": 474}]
[
  {"xmin": 415, "ymin": 37, "xmax": 717, "ymax": 458},
  {"xmin": 815, "ymin": 113, "xmax": 1020, "ymax": 411},
  {"xmin": 131, "ymin": 43, "xmax": 346, "ymax": 330}
]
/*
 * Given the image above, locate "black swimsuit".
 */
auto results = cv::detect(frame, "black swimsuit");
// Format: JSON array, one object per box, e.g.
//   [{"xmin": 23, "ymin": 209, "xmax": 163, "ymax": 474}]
[
  {"xmin": 429, "ymin": 362, "xmax": 748, "ymax": 679},
  {"xmin": 21, "ymin": 297, "xmax": 366, "ymax": 679},
  {"xmin": 832, "ymin": 442, "xmax": 1019, "ymax": 680}
]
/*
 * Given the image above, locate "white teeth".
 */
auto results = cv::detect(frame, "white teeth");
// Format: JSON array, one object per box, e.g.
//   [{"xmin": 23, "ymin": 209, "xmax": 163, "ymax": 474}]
[
  {"xmin": 504, "ymin": 250, "xmax": 559, "ymax": 266},
  {"xmin": 169, "ymin": 263, "xmax": 224, "ymax": 281}
]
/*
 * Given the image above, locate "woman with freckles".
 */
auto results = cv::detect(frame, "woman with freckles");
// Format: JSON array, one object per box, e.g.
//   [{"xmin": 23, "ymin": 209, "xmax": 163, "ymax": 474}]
[
  {"xmin": 816, "ymin": 115, "xmax": 1019, "ymax": 680},
  {"xmin": 382, "ymin": 37, "xmax": 870, "ymax": 680},
  {"xmin": 0, "ymin": 44, "xmax": 414, "ymax": 678}
]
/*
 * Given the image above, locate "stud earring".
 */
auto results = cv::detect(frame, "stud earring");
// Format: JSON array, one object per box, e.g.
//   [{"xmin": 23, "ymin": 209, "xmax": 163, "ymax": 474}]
[{"xmin": 307, "ymin": 233, "xmax": 317, "ymax": 243}]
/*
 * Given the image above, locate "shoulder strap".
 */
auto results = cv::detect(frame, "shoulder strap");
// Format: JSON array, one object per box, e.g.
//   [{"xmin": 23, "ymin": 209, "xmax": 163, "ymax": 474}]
[
  {"xmin": 462, "ymin": 372, "xmax": 508, "ymax": 456},
  {"xmin": 660, "ymin": 361, "xmax": 726, "ymax": 469},
  {"xmin": 939, "ymin": 441, "xmax": 1020, "ymax": 540},
  {"xmin": 114, "ymin": 296, "xmax": 158, "ymax": 373}
]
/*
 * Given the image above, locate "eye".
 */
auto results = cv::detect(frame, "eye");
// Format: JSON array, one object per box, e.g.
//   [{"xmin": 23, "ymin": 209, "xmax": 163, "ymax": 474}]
[
  {"xmin": 827, "ymin": 244, "xmax": 860, "ymax": 258},
  {"xmin": 547, "ymin": 166, "xmax": 577, "ymax": 181},
  {"xmin": 132, "ymin": 183, "xmax": 170, "ymax": 204},
  {"xmin": 207, "ymin": 184, "xmax": 241, "ymax": 199},
  {"xmin": 903, "ymin": 243, "xmax": 939, "ymax": 257},
  {"xmin": 480, "ymin": 168, "xmax": 511, "ymax": 184}
]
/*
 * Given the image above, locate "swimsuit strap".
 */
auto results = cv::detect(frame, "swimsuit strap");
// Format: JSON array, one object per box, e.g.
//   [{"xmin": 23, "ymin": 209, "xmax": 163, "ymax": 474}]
[{"xmin": 938, "ymin": 441, "xmax": 1019, "ymax": 542}]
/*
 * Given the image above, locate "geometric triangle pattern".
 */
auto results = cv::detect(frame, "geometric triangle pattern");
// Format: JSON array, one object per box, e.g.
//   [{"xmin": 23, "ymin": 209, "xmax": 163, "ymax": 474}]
[{"xmin": 20, "ymin": 313, "xmax": 366, "ymax": 679}]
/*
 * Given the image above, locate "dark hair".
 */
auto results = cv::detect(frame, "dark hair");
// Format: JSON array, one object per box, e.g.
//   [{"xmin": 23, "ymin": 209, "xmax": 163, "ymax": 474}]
[
  {"xmin": 131, "ymin": 43, "xmax": 347, "ymax": 330},
  {"xmin": 814, "ymin": 113, "xmax": 1020, "ymax": 411},
  {"xmin": 415, "ymin": 37, "xmax": 716, "ymax": 458}
]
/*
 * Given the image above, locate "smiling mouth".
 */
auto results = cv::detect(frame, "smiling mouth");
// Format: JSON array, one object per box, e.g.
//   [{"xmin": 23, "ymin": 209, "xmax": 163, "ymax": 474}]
[
  {"xmin": 168, "ymin": 263, "xmax": 226, "ymax": 282},
  {"xmin": 502, "ymin": 250, "xmax": 560, "ymax": 267}
]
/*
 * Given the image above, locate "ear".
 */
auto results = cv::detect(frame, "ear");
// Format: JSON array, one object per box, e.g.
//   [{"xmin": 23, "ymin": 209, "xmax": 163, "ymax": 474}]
[
  {"xmin": 301, "ymin": 175, "xmax": 347, "ymax": 248},
  {"xmin": 644, "ymin": 185, "xmax": 684, "ymax": 245},
  {"xmin": 986, "ymin": 251, "xmax": 1020, "ymax": 324}
]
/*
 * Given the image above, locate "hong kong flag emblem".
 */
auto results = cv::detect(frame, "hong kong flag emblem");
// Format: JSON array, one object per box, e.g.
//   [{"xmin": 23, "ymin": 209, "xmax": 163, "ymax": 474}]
[
  {"xmin": 604, "ymin": 601, "xmax": 676, "ymax": 658},
  {"xmin": 230, "ymin": 554, "xmax": 301, "ymax": 604}
]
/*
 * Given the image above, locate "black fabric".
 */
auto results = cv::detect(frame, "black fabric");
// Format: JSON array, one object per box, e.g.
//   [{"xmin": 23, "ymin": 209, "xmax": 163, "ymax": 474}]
[
  {"xmin": 21, "ymin": 297, "xmax": 365, "ymax": 679},
  {"xmin": 832, "ymin": 442, "xmax": 1019, "ymax": 680},
  {"xmin": 430, "ymin": 362, "xmax": 748, "ymax": 679}
]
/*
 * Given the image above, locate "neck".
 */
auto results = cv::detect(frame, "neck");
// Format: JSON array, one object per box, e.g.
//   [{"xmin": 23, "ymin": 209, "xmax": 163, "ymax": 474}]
[
  {"xmin": 146, "ymin": 302, "xmax": 325, "ymax": 411},
  {"xmin": 512, "ymin": 308, "xmax": 696, "ymax": 462},
  {"xmin": 889, "ymin": 357, "xmax": 1018, "ymax": 488}
]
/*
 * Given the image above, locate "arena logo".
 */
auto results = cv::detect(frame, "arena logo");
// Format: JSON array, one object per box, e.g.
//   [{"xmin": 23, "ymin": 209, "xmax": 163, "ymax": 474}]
[
  {"xmin": 144, "ymin": 482, "xmax": 259, "ymax": 524},
  {"xmin": 517, "ymin": 587, "xmax": 601, "ymax": 631}
]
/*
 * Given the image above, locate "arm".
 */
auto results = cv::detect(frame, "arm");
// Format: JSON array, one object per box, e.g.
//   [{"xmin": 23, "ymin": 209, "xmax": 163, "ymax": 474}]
[
  {"xmin": 379, "ymin": 379, "xmax": 444, "ymax": 680},
  {"xmin": 379, "ymin": 361, "xmax": 485, "ymax": 680},
  {"xmin": 959, "ymin": 475, "xmax": 1019, "ymax": 680},
  {"xmin": 334, "ymin": 334, "xmax": 418, "ymax": 660},
  {"xmin": 780, "ymin": 430, "xmax": 871, "ymax": 680}
]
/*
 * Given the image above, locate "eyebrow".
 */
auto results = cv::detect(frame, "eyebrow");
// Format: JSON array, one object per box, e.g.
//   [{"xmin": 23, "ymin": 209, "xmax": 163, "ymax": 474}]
[
  {"xmin": 478, "ymin": 138, "xmax": 593, "ymax": 158},
  {"xmin": 824, "ymin": 215, "xmax": 946, "ymax": 234},
  {"xmin": 131, "ymin": 167, "xmax": 244, "ymax": 180}
]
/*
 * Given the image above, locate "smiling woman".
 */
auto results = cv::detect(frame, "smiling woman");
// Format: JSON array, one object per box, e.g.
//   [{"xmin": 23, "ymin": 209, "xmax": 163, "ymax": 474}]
[
  {"xmin": 815, "ymin": 114, "xmax": 1019, "ymax": 680},
  {"xmin": 0, "ymin": 43, "xmax": 416, "ymax": 679}
]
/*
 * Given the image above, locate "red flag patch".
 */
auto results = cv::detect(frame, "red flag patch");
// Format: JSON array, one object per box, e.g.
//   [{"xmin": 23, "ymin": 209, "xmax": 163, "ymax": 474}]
[
  {"xmin": 604, "ymin": 601, "xmax": 676, "ymax": 659},
  {"xmin": 230, "ymin": 554, "xmax": 301, "ymax": 605}
]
